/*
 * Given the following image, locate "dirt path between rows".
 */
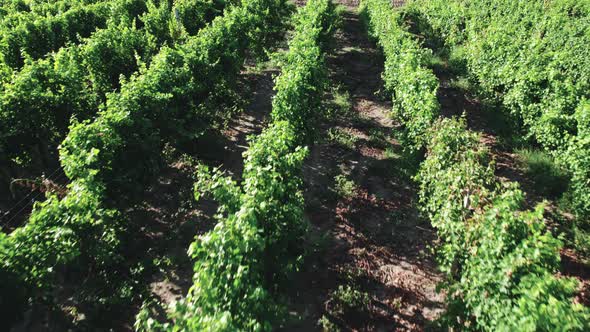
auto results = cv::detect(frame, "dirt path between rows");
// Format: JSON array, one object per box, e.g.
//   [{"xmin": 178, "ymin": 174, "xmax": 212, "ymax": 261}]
[{"xmin": 284, "ymin": 5, "xmax": 444, "ymax": 331}]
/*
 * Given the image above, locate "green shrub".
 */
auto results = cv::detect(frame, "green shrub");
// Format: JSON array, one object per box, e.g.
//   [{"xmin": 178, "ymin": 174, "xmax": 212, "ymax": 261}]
[
  {"xmin": 334, "ymin": 174, "xmax": 356, "ymax": 199},
  {"xmin": 330, "ymin": 285, "xmax": 370, "ymax": 316},
  {"xmin": 327, "ymin": 127, "xmax": 358, "ymax": 148}
]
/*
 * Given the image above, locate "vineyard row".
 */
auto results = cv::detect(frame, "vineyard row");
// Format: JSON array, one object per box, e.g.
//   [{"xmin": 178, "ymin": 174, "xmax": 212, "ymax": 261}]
[
  {"xmin": 0, "ymin": 0, "xmax": 289, "ymax": 324},
  {"xmin": 405, "ymin": 0, "xmax": 590, "ymax": 255},
  {"xmin": 136, "ymin": 0, "xmax": 339, "ymax": 329},
  {"xmin": 361, "ymin": 0, "xmax": 590, "ymax": 329},
  {"xmin": 0, "ymin": 0, "xmax": 228, "ymax": 189}
]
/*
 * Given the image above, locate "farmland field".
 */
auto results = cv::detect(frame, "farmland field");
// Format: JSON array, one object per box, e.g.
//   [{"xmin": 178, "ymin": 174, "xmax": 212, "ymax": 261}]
[{"xmin": 0, "ymin": 0, "xmax": 589, "ymax": 331}]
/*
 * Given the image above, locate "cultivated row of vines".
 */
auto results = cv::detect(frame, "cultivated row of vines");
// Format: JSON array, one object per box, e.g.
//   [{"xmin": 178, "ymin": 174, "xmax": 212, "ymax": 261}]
[
  {"xmin": 136, "ymin": 0, "xmax": 338, "ymax": 329},
  {"xmin": 403, "ymin": 0, "xmax": 590, "ymax": 255},
  {"xmin": 2, "ymin": 0, "xmax": 587, "ymax": 329},
  {"xmin": 0, "ymin": 0, "xmax": 290, "ymax": 325},
  {"xmin": 0, "ymin": 0, "xmax": 118, "ymax": 69},
  {"xmin": 0, "ymin": 0, "xmax": 229, "ymax": 190},
  {"xmin": 361, "ymin": 0, "xmax": 590, "ymax": 330}
]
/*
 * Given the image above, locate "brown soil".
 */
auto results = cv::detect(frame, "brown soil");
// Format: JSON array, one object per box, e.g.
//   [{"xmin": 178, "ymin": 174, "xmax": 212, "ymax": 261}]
[{"xmin": 283, "ymin": 6, "xmax": 444, "ymax": 331}]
